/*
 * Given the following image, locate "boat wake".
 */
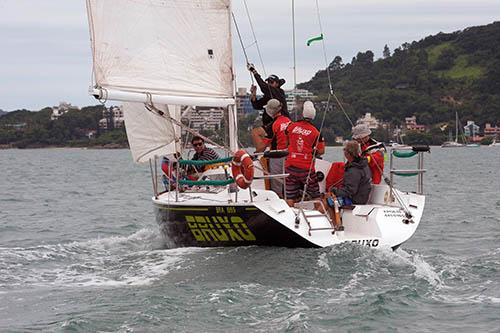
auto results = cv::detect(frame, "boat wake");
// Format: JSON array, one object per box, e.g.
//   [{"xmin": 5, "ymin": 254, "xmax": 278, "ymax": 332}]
[
  {"xmin": 0, "ymin": 229, "xmax": 207, "ymax": 289},
  {"xmin": 314, "ymin": 244, "xmax": 443, "ymax": 289}
]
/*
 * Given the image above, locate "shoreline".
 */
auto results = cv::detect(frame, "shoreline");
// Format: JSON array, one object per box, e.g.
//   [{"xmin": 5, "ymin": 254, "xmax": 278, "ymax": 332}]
[{"xmin": 0, "ymin": 143, "xmax": 129, "ymax": 150}]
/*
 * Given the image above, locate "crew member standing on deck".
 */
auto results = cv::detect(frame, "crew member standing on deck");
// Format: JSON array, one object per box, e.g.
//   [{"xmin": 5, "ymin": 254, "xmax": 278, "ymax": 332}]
[
  {"xmin": 247, "ymin": 63, "xmax": 289, "ymax": 139},
  {"xmin": 285, "ymin": 101, "xmax": 325, "ymax": 209},
  {"xmin": 263, "ymin": 99, "xmax": 291, "ymax": 197},
  {"xmin": 247, "ymin": 63, "xmax": 288, "ymax": 116}
]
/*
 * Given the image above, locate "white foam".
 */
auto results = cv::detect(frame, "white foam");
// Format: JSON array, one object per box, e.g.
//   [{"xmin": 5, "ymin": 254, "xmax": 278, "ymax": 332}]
[
  {"xmin": 1, "ymin": 231, "xmax": 209, "ymax": 288},
  {"xmin": 435, "ymin": 293, "xmax": 500, "ymax": 305},
  {"xmin": 389, "ymin": 248, "xmax": 443, "ymax": 287},
  {"xmin": 316, "ymin": 252, "xmax": 330, "ymax": 271}
]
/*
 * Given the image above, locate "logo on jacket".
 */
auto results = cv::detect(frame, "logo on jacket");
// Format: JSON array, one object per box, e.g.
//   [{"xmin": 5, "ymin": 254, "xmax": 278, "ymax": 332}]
[
  {"xmin": 291, "ymin": 126, "xmax": 312, "ymax": 136},
  {"xmin": 297, "ymin": 136, "xmax": 304, "ymax": 152},
  {"xmin": 280, "ymin": 121, "xmax": 291, "ymax": 132}
]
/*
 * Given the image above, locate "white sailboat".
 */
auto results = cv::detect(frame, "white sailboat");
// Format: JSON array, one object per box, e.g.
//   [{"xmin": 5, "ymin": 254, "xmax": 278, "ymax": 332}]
[
  {"xmin": 85, "ymin": 0, "xmax": 429, "ymax": 249},
  {"xmin": 489, "ymin": 137, "xmax": 500, "ymax": 147},
  {"xmin": 388, "ymin": 129, "xmax": 410, "ymax": 149},
  {"xmin": 442, "ymin": 111, "xmax": 465, "ymax": 148}
]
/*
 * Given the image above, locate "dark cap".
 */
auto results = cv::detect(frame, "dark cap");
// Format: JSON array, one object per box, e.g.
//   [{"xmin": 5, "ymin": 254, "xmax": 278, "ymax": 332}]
[{"xmin": 266, "ymin": 74, "xmax": 279, "ymax": 82}]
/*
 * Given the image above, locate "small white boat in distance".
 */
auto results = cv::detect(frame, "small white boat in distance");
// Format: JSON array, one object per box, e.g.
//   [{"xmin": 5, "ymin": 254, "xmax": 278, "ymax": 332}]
[
  {"xmin": 442, "ymin": 141, "xmax": 465, "ymax": 148},
  {"xmin": 442, "ymin": 111, "xmax": 465, "ymax": 148},
  {"xmin": 490, "ymin": 138, "xmax": 500, "ymax": 147}
]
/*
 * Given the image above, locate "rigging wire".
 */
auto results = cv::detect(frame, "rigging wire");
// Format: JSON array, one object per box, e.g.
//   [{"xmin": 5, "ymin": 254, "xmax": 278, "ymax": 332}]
[
  {"xmin": 313, "ymin": 0, "xmax": 354, "ymax": 127},
  {"xmin": 233, "ymin": 5, "xmax": 275, "ymax": 100},
  {"xmin": 314, "ymin": 0, "xmax": 332, "ymax": 96},
  {"xmin": 242, "ymin": 0, "xmax": 266, "ymax": 77},
  {"xmin": 231, "ymin": 11, "xmax": 254, "ymax": 85},
  {"xmin": 301, "ymin": 0, "xmax": 334, "ymax": 202}
]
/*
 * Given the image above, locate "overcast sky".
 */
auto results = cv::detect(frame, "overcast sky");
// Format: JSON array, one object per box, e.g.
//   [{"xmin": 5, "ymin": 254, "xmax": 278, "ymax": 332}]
[{"xmin": 0, "ymin": 0, "xmax": 499, "ymax": 111}]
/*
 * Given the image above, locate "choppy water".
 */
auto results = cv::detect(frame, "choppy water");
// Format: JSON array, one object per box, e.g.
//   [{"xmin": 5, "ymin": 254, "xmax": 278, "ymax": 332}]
[{"xmin": 1, "ymin": 147, "xmax": 499, "ymax": 332}]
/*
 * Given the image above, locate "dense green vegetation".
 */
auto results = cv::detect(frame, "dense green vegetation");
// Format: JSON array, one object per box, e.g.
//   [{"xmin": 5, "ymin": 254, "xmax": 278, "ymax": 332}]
[
  {"xmin": 298, "ymin": 21, "xmax": 500, "ymax": 144},
  {"xmin": 0, "ymin": 105, "xmax": 128, "ymax": 148}
]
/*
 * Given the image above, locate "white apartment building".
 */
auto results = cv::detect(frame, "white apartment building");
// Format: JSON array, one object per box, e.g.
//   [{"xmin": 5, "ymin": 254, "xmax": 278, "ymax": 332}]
[
  {"xmin": 50, "ymin": 102, "xmax": 79, "ymax": 120},
  {"xmin": 285, "ymin": 89, "xmax": 316, "ymax": 111},
  {"xmin": 185, "ymin": 107, "xmax": 224, "ymax": 131},
  {"xmin": 356, "ymin": 112, "xmax": 380, "ymax": 129},
  {"xmin": 99, "ymin": 105, "xmax": 124, "ymax": 129}
]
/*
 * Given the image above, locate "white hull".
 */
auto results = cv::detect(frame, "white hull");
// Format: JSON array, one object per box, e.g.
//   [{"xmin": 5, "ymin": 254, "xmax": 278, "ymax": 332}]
[{"xmin": 153, "ymin": 160, "xmax": 425, "ymax": 249}]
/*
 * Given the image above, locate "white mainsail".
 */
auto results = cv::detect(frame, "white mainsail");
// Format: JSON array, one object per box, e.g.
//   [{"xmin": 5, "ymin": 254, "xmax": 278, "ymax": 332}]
[
  {"xmin": 86, "ymin": 0, "xmax": 235, "ymax": 106},
  {"xmin": 86, "ymin": 0, "xmax": 239, "ymax": 161}
]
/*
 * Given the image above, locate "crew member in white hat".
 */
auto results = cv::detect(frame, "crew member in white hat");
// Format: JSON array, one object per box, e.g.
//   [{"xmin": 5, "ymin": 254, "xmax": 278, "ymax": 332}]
[
  {"xmin": 284, "ymin": 101, "xmax": 325, "ymax": 209},
  {"xmin": 325, "ymin": 123, "xmax": 385, "ymax": 191},
  {"xmin": 351, "ymin": 123, "xmax": 385, "ymax": 184}
]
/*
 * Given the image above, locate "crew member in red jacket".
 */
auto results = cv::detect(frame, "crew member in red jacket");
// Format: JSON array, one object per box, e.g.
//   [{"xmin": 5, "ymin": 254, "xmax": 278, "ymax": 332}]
[
  {"xmin": 264, "ymin": 99, "xmax": 291, "ymax": 197},
  {"xmin": 352, "ymin": 124, "xmax": 385, "ymax": 184},
  {"xmin": 285, "ymin": 101, "xmax": 325, "ymax": 208},
  {"xmin": 325, "ymin": 123, "xmax": 385, "ymax": 190}
]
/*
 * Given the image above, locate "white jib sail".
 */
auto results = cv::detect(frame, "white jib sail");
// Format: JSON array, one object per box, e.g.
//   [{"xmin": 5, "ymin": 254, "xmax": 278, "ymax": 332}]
[
  {"xmin": 123, "ymin": 102, "xmax": 182, "ymax": 163},
  {"xmin": 86, "ymin": 0, "xmax": 234, "ymax": 105}
]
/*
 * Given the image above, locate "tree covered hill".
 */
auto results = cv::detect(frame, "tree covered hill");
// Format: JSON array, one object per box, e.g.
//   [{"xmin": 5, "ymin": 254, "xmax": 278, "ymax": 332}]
[
  {"xmin": 298, "ymin": 21, "xmax": 500, "ymax": 138},
  {"xmin": 0, "ymin": 105, "xmax": 127, "ymax": 148}
]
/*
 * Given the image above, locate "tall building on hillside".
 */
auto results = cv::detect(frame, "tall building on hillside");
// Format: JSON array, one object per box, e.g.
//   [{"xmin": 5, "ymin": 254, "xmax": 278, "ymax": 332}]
[
  {"xmin": 405, "ymin": 115, "xmax": 426, "ymax": 132},
  {"xmin": 235, "ymin": 87, "xmax": 255, "ymax": 114},
  {"xmin": 185, "ymin": 107, "xmax": 224, "ymax": 131},
  {"xmin": 484, "ymin": 123, "xmax": 500, "ymax": 135},
  {"xmin": 51, "ymin": 102, "xmax": 79, "ymax": 120},
  {"xmin": 356, "ymin": 112, "xmax": 380, "ymax": 129},
  {"xmin": 285, "ymin": 89, "xmax": 315, "ymax": 112},
  {"xmin": 99, "ymin": 105, "xmax": 124, "ymax": 130}
]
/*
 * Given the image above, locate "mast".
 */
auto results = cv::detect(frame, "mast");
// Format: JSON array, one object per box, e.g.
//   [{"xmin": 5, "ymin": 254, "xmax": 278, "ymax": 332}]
[
  {"xmin": 227, "ymin": 0, "xmax": 238, "ymax": 152},
  {"xmin": 455, "ymin": 111, "xmax": 459, "ymax": 143},
  {"xmin": 292, "ymin": 0, "xmax": 297, "ymax": 120}
]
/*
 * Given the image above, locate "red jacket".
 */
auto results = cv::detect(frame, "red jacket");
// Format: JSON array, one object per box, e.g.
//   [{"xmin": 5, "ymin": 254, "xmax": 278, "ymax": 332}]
[
  {"xmin": 361, "ymin": 139, "xmax": 384, "ymax": 184},
  {"xmin": 271, "ymin": 114, "xmax": 291, "ymax": 150},
  {"xmin": 285, "ymin": 120, "xmax": 325, "ymax": 170}
]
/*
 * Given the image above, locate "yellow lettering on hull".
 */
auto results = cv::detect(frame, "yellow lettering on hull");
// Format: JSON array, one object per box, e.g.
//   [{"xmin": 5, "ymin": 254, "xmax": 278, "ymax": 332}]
[{"xmin": 184, "ymin": 214, "xmax": 256, "ymax": 242}]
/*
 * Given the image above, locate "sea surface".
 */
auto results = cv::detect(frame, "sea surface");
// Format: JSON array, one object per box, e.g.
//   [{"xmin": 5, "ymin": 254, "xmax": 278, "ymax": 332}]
[{"xmin": 1, "ymin": 147, "xmax": 499, "ymax": 332}]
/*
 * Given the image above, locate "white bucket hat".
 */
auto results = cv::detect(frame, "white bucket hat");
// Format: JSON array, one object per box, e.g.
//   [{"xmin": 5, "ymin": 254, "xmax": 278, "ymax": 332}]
[{"xmin": 352, "ymin": 124, "xmax": 372, "ymax": 139}]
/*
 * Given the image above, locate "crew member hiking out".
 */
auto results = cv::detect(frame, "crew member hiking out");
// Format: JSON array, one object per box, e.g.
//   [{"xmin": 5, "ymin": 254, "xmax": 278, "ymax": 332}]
[
  {"xmin": 263, "ymin": 99, "xmax": 291, "ymax": 198},
  {"xmin": 285, "ymin": 101, "xmax": 325, "ymax": 210}
]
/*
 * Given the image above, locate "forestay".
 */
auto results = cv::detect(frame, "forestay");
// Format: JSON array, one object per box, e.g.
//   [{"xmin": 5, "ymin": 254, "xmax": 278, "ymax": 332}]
[
  {"xmin": 122, "ymin": 102, "xmax": 181, "ymax": 163},
  {"xmin": 86, "ymin": 0, "xmax": 235, "ymax": 106}
]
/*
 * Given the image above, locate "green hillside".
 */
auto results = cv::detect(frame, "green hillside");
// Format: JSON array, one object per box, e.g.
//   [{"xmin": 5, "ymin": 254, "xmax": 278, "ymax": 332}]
[
  {"xmin": 298, "ymin": 21, "xmax": 500, "ymax": 141},
  {"xmin": 0, "ymin": 105, "xmax": 128, "ymax": 148}
]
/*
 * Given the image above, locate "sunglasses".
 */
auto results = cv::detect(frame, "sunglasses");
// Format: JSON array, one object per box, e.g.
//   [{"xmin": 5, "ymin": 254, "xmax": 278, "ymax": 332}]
[{"xmin": 192, "ymin": 142, "xmax": 203, "ymax": 147}]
